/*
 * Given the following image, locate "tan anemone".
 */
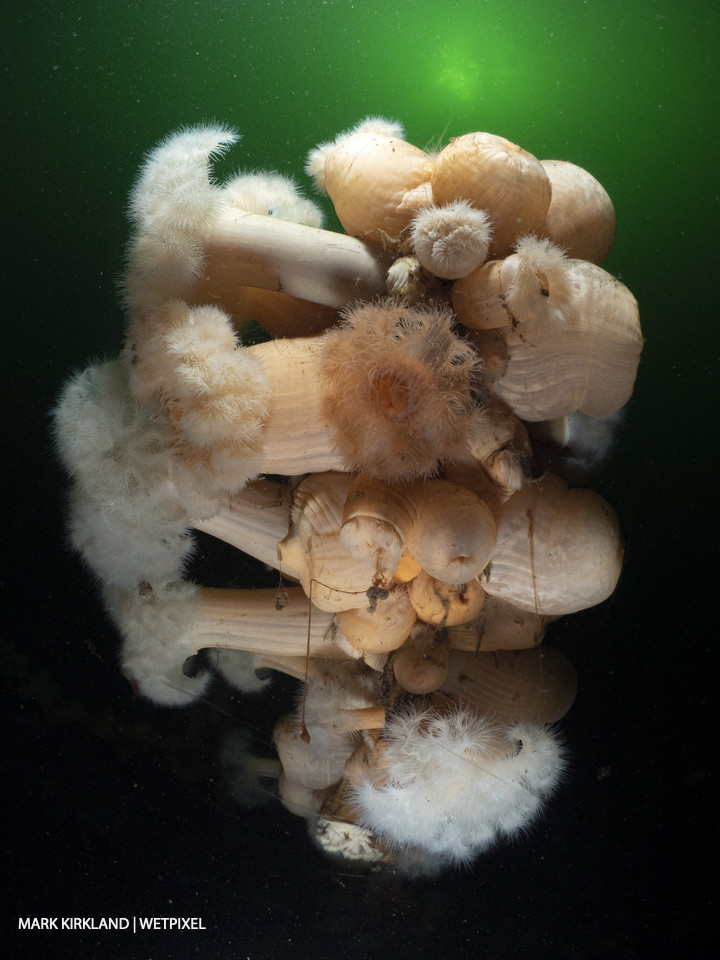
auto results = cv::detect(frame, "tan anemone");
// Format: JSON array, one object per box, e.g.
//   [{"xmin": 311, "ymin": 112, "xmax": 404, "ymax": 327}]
[
  {"xmin": 341, "ymin": 473, "xmax": 498, "ymax": 585},
  {"xmin": 335, "ymin": 585, "xmax": 417, "ymax": 654},
  {"xmin": 393, "ymin": 623, "xmax": 451, "ymax": 694},
  {"xmin": 483, "ymin": 473, "xmax": 624, "ymax": 615},
  {"xmin": 446, "ymin": 594, "xmax": 549, "ymax": 651},
  {"xmin": 407, "ymin": 571, "xmax": 486, "ymax": 629},
  {"xmin": 320, "ymin": 298, "xmax": 482, "ymax": 480},
  {"xmin": 537, "ymin": 159, "xmax": 616, "ymax": 264},
  {"xmin": 405, "ymin": 479, "xmax": 497, "ymax": 584},
  {"xmin": 439, "ymin": 646, "xmax": 577, "ymax": 723},
  {"xmin": 431, "ymin": 132, "xmax": 552, "ymax": 257},
  {"xmin": 489, "ymin": 258, "xmax": 643, "ymax": 420},
  {"xmin": 309, "ymin": 126, "xmax": 433, "ymax": 244},
  {"xmin": 278, "ymin": 472, "xmax": 387, "ymax": 612}
]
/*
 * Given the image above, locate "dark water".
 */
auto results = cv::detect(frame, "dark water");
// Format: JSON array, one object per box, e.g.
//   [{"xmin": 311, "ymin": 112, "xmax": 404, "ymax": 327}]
[{"xmin": 3, "ymin": 1, "xmax": 717, "ymax": 957}]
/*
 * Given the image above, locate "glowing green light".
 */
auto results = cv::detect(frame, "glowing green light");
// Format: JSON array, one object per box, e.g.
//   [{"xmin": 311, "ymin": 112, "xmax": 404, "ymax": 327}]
[{"xmin": 435, "ymin": 59, "xmax": 482, "ymax": 100}]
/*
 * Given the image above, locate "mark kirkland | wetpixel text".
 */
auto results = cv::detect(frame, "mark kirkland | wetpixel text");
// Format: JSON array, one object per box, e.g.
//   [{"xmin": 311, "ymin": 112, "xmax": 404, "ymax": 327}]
[{"xmin": 18, "ymin": 917, "xmax": 207, "ymax": 931}]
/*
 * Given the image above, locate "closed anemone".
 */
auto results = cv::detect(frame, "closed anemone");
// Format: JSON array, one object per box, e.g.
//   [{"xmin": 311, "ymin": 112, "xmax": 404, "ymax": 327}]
[{"xmin": 320, "ymin": 298, "xmax": 482, "ymax": 480}]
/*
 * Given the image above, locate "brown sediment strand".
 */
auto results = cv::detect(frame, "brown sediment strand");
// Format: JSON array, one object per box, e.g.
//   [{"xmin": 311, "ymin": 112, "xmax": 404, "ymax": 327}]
[{"xmin": 300, "ymin": 580, "xmax": 314, "ymax": 744}]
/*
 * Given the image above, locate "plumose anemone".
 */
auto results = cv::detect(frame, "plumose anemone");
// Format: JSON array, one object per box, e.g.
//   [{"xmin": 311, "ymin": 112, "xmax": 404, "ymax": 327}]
[{"xmin": 53, "ymin": 117, "xmax": 641, "ymax": 874}]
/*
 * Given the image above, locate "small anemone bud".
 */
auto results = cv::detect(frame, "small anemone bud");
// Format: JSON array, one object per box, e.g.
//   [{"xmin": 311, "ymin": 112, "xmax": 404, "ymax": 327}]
[
  {"xmin": 410, "ymin": 200, "xmax": 492, "ymax": 279},
  {"xmin": 320, "ymin": 298, "xmax": 482, "ymax": 480},
  {"xmin": 386, "ymin": 255, "xmax": 429, "ymax": 298},
  {"xmin": 407, "ymin": 571, "xmax": 486, "ymax": 628},
  {"xmin": 335, "ymin": 584, "xmax": 417, "ymax": 655}
]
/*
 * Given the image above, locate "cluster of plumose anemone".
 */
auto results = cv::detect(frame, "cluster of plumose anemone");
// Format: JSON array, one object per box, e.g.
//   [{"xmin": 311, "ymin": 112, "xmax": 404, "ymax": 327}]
[{"xmin": 53, "ymin": 117, "xmax": 642, "ymax": 874}]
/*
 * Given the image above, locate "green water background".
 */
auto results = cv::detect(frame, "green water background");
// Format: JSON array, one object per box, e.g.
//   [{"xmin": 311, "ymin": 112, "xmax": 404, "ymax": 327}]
[
  {"xmin": 4, "ymin": 0, "xmax": 717, "ymax": 514},
  {"xmin": 3, "ymin": 0, "xmax": 718, "ymax": 955}
]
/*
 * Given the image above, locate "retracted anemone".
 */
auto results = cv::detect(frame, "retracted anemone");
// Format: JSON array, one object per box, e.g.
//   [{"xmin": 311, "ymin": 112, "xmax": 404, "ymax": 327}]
[
  {"xmin": 431, "ymin": 132, "xmax": 551, "ymax": 258},
  {"xmin": 306, "ymin": 119, "xmax": 432, "ymax": 244},
  {"xmin": 305, "ymin": 115, "xmax": 406, "ymax": 194},
  {"xmin": 348, "ymin": 703, "xmax": 565, "ymax": 867},
  {"xmin": 538, "ymin": 159, "xmax": 616, "ymax": 264},
  {"xmin": 320, "ymin": 299, "xmax": 482, "ymax": 480}
]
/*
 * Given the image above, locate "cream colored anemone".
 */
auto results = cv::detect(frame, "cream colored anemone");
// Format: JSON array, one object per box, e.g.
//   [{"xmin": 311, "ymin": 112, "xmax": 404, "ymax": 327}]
[{"xmin": 55, "ymin": 117, "xmax": 643, "ymax": 875}]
